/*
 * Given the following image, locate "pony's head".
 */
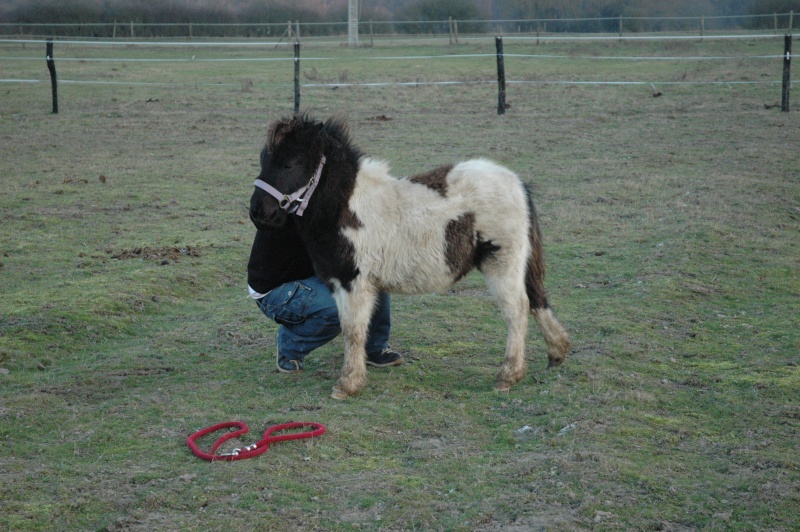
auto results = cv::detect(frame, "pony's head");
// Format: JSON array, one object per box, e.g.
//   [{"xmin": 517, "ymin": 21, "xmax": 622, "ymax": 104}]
[{"xmin": 249, "ymin": 114, "xmax": 353, "ymax": 231}]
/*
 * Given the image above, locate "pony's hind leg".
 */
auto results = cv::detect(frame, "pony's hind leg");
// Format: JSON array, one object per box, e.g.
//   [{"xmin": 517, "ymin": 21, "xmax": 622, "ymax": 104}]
[
  {"xmin": 483, "ymin": 266, "xmax": 530, "ymax": 392},
  {"xmin": 534, "ymin": 307, "xmax": 571, "ymax": 368},
  {"xmin": 496, "ymin": 294, "xmax": 530, "ymax": 391},
  {"xmin": 330, "ymin": 281, "xmax": 377, "ymax": 399}
]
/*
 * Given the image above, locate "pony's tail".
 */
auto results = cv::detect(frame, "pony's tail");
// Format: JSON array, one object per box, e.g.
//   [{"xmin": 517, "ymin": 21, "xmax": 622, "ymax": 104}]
[
  {"xmin": 523, "ymin": 186, "xmax": 548, "ymax": 311},
  {"xmin": 523, "ymin": 185, "xmax": 571, "ymax": 367}
]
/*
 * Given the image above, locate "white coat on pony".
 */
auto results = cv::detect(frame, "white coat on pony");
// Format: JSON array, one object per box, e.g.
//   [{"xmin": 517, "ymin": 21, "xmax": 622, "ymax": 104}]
[{"xmin": 343, "ymin": 158, "xmax": 531, "ymax": 295}]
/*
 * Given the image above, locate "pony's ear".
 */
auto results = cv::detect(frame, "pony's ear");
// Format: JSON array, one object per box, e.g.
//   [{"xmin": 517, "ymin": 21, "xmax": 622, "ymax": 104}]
[
  {"xmin": 317, "ymin": 116, "xmax": 355, "ymax": 160},
  {"xmin": 323, "ymin": 116, "xmax": 348, "ymax": 135},
  {"xmin": 322, "ymin": 116, "xmax": 349, "ymax": 146},
  {"xmin": 268, "ymin": 120, "xmax": 290, "ymax": 150}
]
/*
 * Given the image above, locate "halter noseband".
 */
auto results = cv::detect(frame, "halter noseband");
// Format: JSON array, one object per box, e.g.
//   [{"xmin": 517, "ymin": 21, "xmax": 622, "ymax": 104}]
[{"xmin": 253, "ymin": 155, "xmax": 326, "ymax": 217}]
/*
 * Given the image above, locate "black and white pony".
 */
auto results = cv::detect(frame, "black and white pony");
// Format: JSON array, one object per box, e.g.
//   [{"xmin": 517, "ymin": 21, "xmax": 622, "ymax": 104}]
[{"xmin": 249, "ymin": 115, "xmax": 570, "ymax": 399}]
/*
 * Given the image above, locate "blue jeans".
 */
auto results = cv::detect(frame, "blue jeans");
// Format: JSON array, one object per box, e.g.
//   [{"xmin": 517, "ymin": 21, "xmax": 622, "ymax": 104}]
[{"xmin": 255, "ymin": 276, "xmax": 391, "ymax": 362}]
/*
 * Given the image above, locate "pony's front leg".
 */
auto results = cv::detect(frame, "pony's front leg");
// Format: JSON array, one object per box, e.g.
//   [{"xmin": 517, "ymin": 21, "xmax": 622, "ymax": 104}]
[{"xmin": 330, "ymin": 282, "xmax": 377, "ymax": 400}]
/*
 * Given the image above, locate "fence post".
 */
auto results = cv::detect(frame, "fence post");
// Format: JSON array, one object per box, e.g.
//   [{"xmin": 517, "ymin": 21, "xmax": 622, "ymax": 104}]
[
  {"xmin": 619, "ymin": 15, "xmax": 623, "ymax": 42},
  {"xmin": 348, "ymin": 0, "xmax": 359, "ymax": 45},
  {"xmin": 46, "ymin": 39, "xmax": 58, "ymax": 114},
  {"xmin": 294, "ymin": 42, "xmax": 301, "ymax": 114},
  {"xmin": 369, "ymin": 20, "xmax": 374, "ymax": 47},
  {"xmin": 496, "ymin": 36, "xmax": 506, "ymax": 115},
  {"xmin": 700, "ymin": 16, "xmax": 704, "ymax": 42},
  {"xmin": 449, "ymin": 17, "xmax": 453, "ymax": 45},
  {"xmin": 130, "ymin": 21, "xmax": 134, "ymax": 38},
  {"xmin": 782, "ymin": 34, "xmax": 792, "ymax": 112}
]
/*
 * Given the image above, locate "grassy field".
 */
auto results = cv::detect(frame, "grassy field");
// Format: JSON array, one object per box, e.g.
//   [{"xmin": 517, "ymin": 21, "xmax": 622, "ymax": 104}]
[{"xmin": 1, "ymin": 37, "xmax": 798, "ymax": 530}]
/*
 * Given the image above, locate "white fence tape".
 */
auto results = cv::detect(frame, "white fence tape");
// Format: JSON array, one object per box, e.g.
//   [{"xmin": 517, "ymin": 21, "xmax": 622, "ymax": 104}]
[
  {"xmin": 0, "ymin": 78, "xmax": 788, "ymax": 88},
  {"xmin": 1, "ymin": 33, "xmax": 799, "ymax": 47},
  {"xmin": 0, "ymin": 34, "xmax": 793, "ymax": 90},
  {"xmin": 0, "ymin": 52, "xmax": 787, "ymax": 62}
]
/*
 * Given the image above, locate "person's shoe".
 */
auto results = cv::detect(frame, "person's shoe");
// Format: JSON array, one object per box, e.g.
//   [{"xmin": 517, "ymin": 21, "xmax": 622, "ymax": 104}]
[
  {"xmin": 276, "ymin": 352, "xmax": 304, "ymax": 373},
  {"xmin": 366, "ymin": 348, "xmax": 404, "ymax": 368}
]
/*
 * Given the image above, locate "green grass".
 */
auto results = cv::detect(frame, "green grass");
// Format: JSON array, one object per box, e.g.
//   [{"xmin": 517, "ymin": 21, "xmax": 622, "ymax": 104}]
[{"xmin": 1, "ymin": 38, "xmax": 798, "ymax": 530}]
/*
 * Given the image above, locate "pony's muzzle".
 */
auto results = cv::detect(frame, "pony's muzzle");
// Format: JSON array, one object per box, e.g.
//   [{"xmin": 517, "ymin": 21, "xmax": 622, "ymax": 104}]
[{"xmin": 249, "ymin": 204, "xmax": 287, "ymax": 230}]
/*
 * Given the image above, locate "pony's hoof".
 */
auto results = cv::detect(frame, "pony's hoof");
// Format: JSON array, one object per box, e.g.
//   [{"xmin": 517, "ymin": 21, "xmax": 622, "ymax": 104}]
[
  {"xmin": 331, "ymin": 388, "xmax": 350, "ymax": 400},
  {"xmin": 495, "ymin": 369, "xmax": 523, "ymax": 392},
  {"xmin": 494, "ymin": 378, "xmax": 514, "ymax": 392},
  {"xmin": 547, "ymin": 357, "xmax": 565, "ymax": 368}
]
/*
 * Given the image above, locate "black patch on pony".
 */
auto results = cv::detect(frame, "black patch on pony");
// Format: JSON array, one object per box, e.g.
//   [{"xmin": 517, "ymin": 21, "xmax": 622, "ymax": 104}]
[
  {"xmin": 409, "ymin": 165, "xmax": 452, "ymax": 197},
  {"xmin": 475, "ymin": 234, "xmax": 502, "ymax": 268},
  {"xmin": 445, "ymin": 212, "xmax": 476, "ymax": 281},
  {"xmin": 444, "ymin": 212, "xmax": 502, "ymax": 283}
]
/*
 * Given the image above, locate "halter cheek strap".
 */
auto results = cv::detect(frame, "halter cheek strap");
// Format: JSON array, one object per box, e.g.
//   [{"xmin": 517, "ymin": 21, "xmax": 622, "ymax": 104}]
[{"xmin": 253, "ymin": 155, "xmax": 326, "ymax": 217}]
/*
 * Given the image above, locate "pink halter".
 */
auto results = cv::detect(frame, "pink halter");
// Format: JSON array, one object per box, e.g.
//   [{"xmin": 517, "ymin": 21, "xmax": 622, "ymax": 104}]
[{"xmin": 253, "ymin": 155, "xmax": 326, "ymax": 217}]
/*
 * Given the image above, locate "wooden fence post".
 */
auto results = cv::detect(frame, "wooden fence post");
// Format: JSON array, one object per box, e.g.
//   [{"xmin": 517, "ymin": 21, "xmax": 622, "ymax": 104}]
[
  {"xmin": 369, "ymin": 20, "xmax": 374, "ymax": 47},
  {"xmin": 496, "ymin": 36, "xmax": 506, "ymax": 115},
  {"xmin": 782, "ymin": 34, "xmax": 792, "ymax": 112},
  {"xmin": 449, "ymin": 17, "xmax": 453, "ymax": 45},
  {"xmin": 46, "ymin": 39, "xmax": 58, "ymax": 114},
  {"xmin": 294, "ymin": 42, "xmax": 301, "ymax": 114}
]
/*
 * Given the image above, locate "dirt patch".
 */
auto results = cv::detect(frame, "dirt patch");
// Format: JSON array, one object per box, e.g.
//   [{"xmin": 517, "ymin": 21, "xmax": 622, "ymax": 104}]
[
  {"xmin": 111, "ymin": 246, "xmax": 200, "ymax": 263},
  {"xmin": 39, "ymin": 378, "xmax": 123, "ymax": 404},
  {"xmin": 38, "ymin": 368, "xmax": 175, "ymax": 403},
  {"xmin": 109, "ymin": 367, "xmax": 175, "ymax": 377},
  {"xmin": 475, "ymin": 511, "xmax": 587, "ymax": 531}
]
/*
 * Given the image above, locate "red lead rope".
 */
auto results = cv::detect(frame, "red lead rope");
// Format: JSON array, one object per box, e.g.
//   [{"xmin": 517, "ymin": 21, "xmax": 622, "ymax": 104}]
[{"xmin": 187, "ymin": 421, "xmax": 326, "ymax": 461}]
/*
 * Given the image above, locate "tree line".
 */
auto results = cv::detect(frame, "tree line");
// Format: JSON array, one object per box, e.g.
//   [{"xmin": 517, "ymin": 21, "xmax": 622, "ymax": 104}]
[{"xmin": 1, "ymin": 0, "xmax": 796, "ymax": 33}]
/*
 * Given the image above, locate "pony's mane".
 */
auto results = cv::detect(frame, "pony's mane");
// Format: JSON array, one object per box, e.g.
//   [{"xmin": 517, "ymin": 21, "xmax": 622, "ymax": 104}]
[{"xmin": 267, "ymin": 113, "xmax": 360, "ymax": 163}]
